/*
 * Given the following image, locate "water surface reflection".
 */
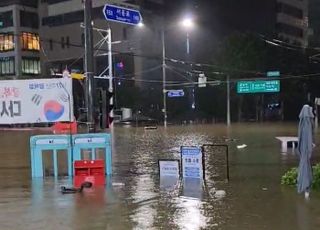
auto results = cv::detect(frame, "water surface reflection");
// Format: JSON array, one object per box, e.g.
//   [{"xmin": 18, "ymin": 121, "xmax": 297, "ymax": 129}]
[{"xmin": 0, "ymin": 123, "xmax": 320, "ymax": 229}]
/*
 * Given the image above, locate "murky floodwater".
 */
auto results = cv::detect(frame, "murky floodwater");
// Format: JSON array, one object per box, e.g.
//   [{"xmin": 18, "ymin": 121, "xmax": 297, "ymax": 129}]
[{"xmin": 0, "ymin": 123, "xmax": 320, "ymax": 230}]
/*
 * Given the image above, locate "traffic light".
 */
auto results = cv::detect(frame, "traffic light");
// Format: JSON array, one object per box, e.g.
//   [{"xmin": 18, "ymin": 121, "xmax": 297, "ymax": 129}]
[
  {"xmin": 97, "ymin": 89, "xmax": 114, "ymax": 129},
  {"xmin": 106, "ymin": 90, "xmax": 114, "ymax": 129}
]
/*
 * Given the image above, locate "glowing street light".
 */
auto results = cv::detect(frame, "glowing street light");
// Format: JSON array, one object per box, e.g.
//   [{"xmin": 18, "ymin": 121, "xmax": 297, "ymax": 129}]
[
  {"xmin": 181, "ymin": 17, "xmax": 194, "ymax": 29},
  {"xmin": 137, "ymin": 22, "xmax": 144, "ymax": 27}
]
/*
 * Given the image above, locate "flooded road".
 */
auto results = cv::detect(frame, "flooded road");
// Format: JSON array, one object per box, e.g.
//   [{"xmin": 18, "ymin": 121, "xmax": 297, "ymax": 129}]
[{"xmin": 0, "ymin": 123, "xmax": 320, "ymax": 230}]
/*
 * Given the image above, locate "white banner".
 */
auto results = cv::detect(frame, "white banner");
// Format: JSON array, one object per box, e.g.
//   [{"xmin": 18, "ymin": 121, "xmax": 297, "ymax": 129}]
[{"xmin": 0, "ymin": 78, "xmax": 73, "ymax": 124}]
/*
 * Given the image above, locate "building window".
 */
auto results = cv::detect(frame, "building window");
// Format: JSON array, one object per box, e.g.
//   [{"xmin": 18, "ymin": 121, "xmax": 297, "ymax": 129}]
[
  {"xmin": 0, "ymin": 11, "xmax": 13, "ymax": 28},
  {"xmin": 0, "ymin": 33, "xmax": 14, "ymax": 52},
  {"xmin": 0, "ymin": 57, "xmax": 15, "ymax": 76},
  {"xmin": 66, "ymin": 36, "xmax": 70, "ymax": 48},
  {"xmin": 21, "ymin": 32, "xmax": 40, "ymax": 51},
  {"xmin": 22, "ymin": 57, "xmax": 40, "ymax": 75},
  {"xmin": 61, "ymin": 37, "xmax": 65, "ymax": 49},
  {"xmin": 20, "ymin": 11, "xmax": 39, "ymax": 29},
  {"xmin": 18, "ymin": 0, "xmax": 38, "ymax": 8},
  {"xmin": 276, "ymin": 23, "xmax": 303, "ymax": 38},
  {"xmin": 49, "ymin": 39, "xmax": 53, "ymax": 50},
  {"xmin": 277, "ymin": 3, "xmax": 303, "ymax": 19}
]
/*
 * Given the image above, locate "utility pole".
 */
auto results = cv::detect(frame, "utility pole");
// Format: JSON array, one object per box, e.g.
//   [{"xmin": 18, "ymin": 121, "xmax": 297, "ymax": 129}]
[
  {"xmin": 84, "ymin": 0, "xmax": 95, "ymax": 132},
  {"xmin": 227, "ymin": 75, "xmax": 231, "ymax": 126},
  {"xmin": 186, "ymin": 32, "xmax": 190, "ymax": 55},
  {"xmin": 107, "ymin": 28, "xmax": 114, "ymax": 129},
  {"xmin": 162, "ymin": 29, "xmax": 167, "ymax": 128}
]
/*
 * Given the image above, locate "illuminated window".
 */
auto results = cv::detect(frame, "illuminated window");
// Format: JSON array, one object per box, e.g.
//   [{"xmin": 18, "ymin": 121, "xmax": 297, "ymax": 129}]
[
  {"xmin": 22, "ymin": 57, "xmax": 40, "ymax": 75},
  {"xmin": 0, "ymin": 33, "xmax": 14, "ymax": 52},
  {"xmin": 21, "ymin": 32, "xmax": 40, "ymax": 51},
  {"xmin": 0, "ymin": 57, "xmax": 15, "ymax": 75}
]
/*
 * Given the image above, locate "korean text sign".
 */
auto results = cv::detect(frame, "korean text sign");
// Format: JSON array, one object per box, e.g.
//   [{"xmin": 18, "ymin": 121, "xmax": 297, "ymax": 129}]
[
  {"xmin": 0, "ymin": 78, "xmax": 73, "ymax": 124},
  {"xmin": 181, "ymin": 146, "xmax": 204, "ymax": 179},
  {"xmin": 159, "ymin": 160, "xmax": 180, "ymax": 177}
]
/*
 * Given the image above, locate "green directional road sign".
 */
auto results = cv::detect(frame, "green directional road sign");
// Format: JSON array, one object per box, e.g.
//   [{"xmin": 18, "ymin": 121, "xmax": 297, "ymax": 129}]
[
  {"xmin": 237, "ymin": 80, "xmax": 280, "ymax": 94},
  {"xmin": 267, "ymin": 71, "xmax": 280, "ymax": 77}
]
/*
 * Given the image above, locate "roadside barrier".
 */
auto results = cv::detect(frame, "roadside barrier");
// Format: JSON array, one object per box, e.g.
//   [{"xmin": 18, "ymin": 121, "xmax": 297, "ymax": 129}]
[
  {"xmin": 30, "ymin": 135, "xmax": 72, "ymax": 177},
  {"xmin": 30, "ymin": 133, "xmax": 112, "ymax": 177},
  {"xmin": 72, "ymin": 133, "xmax": 112, "ymax": 175},
  {"xmin": 74, "ymin": 160, "xmax": 105, "ymax": 187}
]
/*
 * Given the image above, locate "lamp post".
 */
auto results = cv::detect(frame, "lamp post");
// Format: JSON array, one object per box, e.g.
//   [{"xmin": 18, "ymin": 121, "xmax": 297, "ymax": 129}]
[
  {"xmin": 160, "ymin": 16, "xmax": 195, "ymax": 128},
  {"xmin": 162, "ymin": 28, "xmax": 167, "ymax": 128},
  {"xmin": 181, "ymin": 17, "xmax": 194, "ymax": 55},
  {"xmin": 181, "ymin": 16, "xmax": 195, "ymax": 115}
]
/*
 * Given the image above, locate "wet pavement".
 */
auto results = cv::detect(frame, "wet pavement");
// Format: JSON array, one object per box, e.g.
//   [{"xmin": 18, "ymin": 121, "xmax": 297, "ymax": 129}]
[{"xmin": 0, "ymin": 123, "xmax": 320, "ymax": 230}]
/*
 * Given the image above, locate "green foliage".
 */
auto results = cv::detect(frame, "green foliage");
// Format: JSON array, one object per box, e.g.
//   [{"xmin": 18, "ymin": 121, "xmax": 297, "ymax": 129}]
[
  {"xmin": 281, "ymin": 163, "xmax": 320, "ymax": 190},
  {"xmin": 281, "ymin": 167, "xmax": 298, "ymax": 186},
  {"xmin": 312, "ymin": 163, "xmax": 320, "ymax": 189}
]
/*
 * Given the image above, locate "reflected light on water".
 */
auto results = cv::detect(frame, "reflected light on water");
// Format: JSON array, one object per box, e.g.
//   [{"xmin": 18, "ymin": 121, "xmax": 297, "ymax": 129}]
[
  {"xmin": 174, "ymin": 196, "xmax": 207, "ymax": 230},
  {"xmin": 130, "ymin": 175, "xmax": 157, "ymax": 229},
  {"xmin": 173, "ymin": 179, "xmax": 208, "ymax": 230}
]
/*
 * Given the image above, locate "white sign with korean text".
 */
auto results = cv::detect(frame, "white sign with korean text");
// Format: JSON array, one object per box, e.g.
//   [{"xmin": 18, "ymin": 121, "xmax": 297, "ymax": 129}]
[
  {"xmin": 159, "ymin": 160, "xmax": 180, "ymax": 177},
  {"xmin": 0, "ymin": 78, "xmax": 73, "ymax": 124},
  {"xmin": 181, "ymin": 146, "xmax": 203, "ymax": 179}
]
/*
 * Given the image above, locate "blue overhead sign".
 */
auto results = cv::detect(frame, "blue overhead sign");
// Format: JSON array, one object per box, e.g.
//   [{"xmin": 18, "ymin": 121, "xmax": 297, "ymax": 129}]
[
  {"xmin": 167, "ymin": 90, "xmax": 184, "ymax": 98},
  {"xmin": 103, "ymin": 4, "xmax": 142, "ymax": 25}
]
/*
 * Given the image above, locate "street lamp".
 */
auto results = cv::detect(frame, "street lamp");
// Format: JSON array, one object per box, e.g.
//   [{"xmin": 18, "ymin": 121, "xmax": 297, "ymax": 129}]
[
  {"xmin": 181, "ymin": 16, "xmax": 194, "ymax": 55},
  {"xmin": 137, "ymin": 22, "xmax": 144, "ymax": 27},
  {"xmin": 181, "ymin": 17, "xmax": 194, "ymax": 29},
  {"xmin": 162, "ymin": 16, "xmax": 195, "ymax": 127}
]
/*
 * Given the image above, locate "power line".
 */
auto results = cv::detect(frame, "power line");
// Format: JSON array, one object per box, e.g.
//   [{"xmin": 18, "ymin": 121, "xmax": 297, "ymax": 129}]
[
  {"xmin": 7, "ymin": 32, "xmax": 320, "ymax": 84},
  {"xmin": 166, "ymin": 66, "xmax": 193, "ymax": 83},
  {"xmin": 7, "ymin": 32, "xmax": 163, "ymax": 65}
]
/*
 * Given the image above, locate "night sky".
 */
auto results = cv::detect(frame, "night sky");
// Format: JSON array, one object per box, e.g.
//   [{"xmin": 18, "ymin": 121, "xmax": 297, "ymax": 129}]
[
  {"xmin": 161, "ymin": 0, "xmax": 281, "ymax": 62},
  {"xmin": 165, "ymin": 0, "xmax": 277, "ymax": 36}
]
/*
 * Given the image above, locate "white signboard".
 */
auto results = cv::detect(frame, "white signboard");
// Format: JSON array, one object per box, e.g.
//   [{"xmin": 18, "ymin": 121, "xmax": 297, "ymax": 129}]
[
  {"xmin": 159, "ymin": 160, "xmax": 180, "ymax": 177},
  {"xmin": 0, "ymin": 78, "xmax": 73, "ymax": 124},
  {"xmin": 181, "ymin": 146, "xmax": 203, "ymax": 179}
]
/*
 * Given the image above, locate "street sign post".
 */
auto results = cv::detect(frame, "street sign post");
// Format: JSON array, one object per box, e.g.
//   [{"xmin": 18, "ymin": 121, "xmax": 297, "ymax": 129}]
[
  {"xmin": 267, "ymin": 71, "xmax": 280, "ymax": 77},
  {"xmin": 103, "ymin": 4, "xmax": 142, "ymax": 25},
  {"xmin": 158, "ymin": 160, "xmax": 180, "ymax": 177},
  {"xmin": 181, "ymin": 146, "xmax": 204, "ymax": 179},
  {"xmin": 237, "ymin": 80, "xmax": 280, "ymax": 94},
  {"xmin": 167, "ymin": 90, "xmax": 184, "ymax": 98}
]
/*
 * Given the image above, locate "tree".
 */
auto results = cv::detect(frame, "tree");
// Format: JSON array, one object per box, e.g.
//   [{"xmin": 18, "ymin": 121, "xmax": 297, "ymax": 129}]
[{"xmin": 216, "ymin": 32, "xmax": 268, "ymax": 122}]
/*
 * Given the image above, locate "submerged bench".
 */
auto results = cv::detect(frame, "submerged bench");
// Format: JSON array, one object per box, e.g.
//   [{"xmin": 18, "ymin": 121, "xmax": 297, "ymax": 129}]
[{"xmin": 275, "ymin": 136, "xmax": 298, "ymax": 152}]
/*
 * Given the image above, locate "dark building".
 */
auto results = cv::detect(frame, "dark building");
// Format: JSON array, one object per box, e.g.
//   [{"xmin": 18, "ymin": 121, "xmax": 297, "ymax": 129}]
[
  {"xmin": 309, "ymin": 0, "xmax": 320, "ymax": 46},
  {"xmin": 0, "ymin": 0, "xmax": 164, "ymax": 83},
  {"xmin": 0, "ymin": 0, "xmax": 41, "ymax": 78}
]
